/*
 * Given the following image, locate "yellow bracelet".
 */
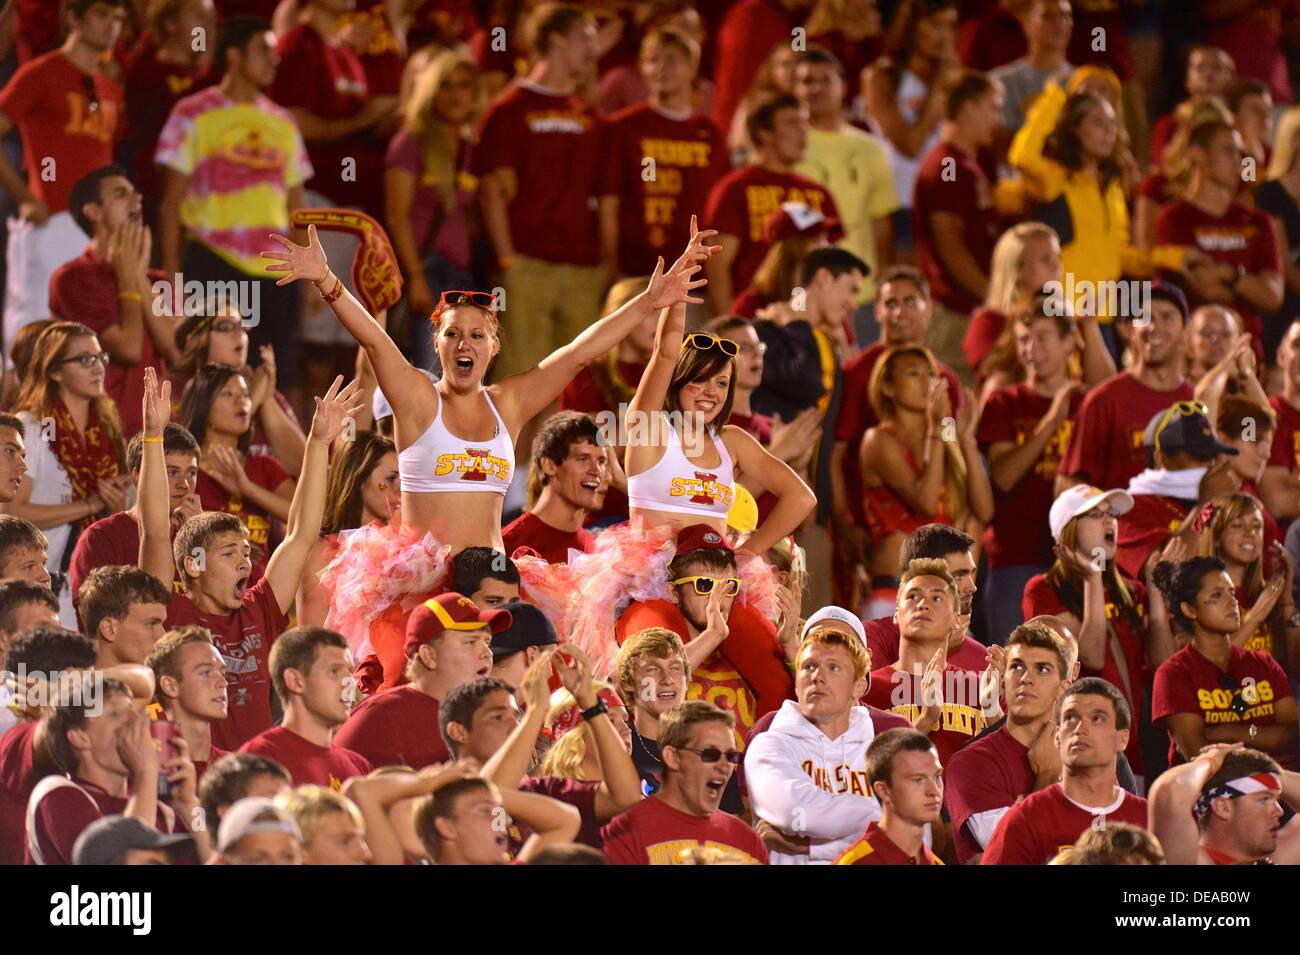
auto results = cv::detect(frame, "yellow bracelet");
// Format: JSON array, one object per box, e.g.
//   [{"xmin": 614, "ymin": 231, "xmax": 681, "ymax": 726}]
[
  {"xmin": 142, "ymin": 436, "xmax": 163, "ymax": 444},
  {"xmin": 118, "ymin": 291, "xmax": 142, "ymax": 302}
]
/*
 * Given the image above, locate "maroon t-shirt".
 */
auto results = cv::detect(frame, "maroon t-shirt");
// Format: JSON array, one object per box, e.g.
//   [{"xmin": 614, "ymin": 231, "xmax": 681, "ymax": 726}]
[
  {"xmin": 600, "ymin": 103, "xmax": 729, "ymax": 277},
  {"xmin": 196, "ymin": 453, "xmax": 291, "ymax": 567},
  {"xmin": 1115, "ymin": 493, "xmax": 1190, "ymax": 582},
  {"xmin": 1022, "ymin": 574, "xmax": 1148, "ymax": 774},
  {"xmin": 860, "ymin": 663, "xmax": 989, "ymax": 766},
  {"xmin": 0, "ymin": 721, "xmax": 42, "ymax": 865},
  {"xmin": 913, "ymin": 139, "xmax": 1000, "ymax": 313},
  {"xmin": 557, "ymin": 360, "xmax": 644, "ymax": 527},
  {"xmin": 502, "ymin": 511, "xmax": 593, "ymax": 565},
  {"xmin": 1267, "ymin": 396, "xmax": 1300, "ymax": 471},
  {"xmin": 120, "ymin": 39, "xmax": 211, "ymax": 208},
  {"xmin": 471, "ymin": 82, "xmax": 604, "ymax": 266},
  {"xmin": 333, "ymin": 684, "xmax": 447, "ymax": 770},
  {"xmin": 956, "ymin": 4, "xmax": 1025, "ymax": 71},
  {"xmin": 1058, "ymin": 371, "xmax": 1194, "ymax": 492},
  {"xmin": 1156, "ymin": 200, "xmax": 1282, "ymax": 349},
  {"xmin": 47, "ymin": 250, "xmax": 169, "ymax": 437},
  {"xmin": 601, "ymin": 795, "xmax": 769, "ymax": 864},
  {"xmin": 711, "ymin": 0, "xmax": 801, "ymax": 134},
  {"xmin": 344, "ymin": 2, "xmax": 405, "ymax": 97},
  {"xmin": 963, "ymin": 306, "xmax": 1007, "ymax": 376},
  {"xmin": 1152, "ymin": 643, "xmax": 1295, "ymax": 768},
  {"xmin": 981, "ymin": 784, "xmax": 1148, "ymax": 865},
  {"xmin": 27, "ymin": 778, "xmax": 180, "ymax": 865},
  {"xmin": 944, "ymin": 725, "xmax": 1034, "ymax": 864},
  {"xmin": 704, "ymin": 165, "xmax": 840, "ymax": 298},
  {"xmin": 193, "ymin": 743, "xmax": 230, "ymax": 786},
  {"xmin": 835, "ymin": 820, "xmax": 942, "ymax": 865},
  {"xmin": 977, "ymin": 383, "xmax": 1083, "ymax": 568},
  {"xmin": 165, "ymin": 577, "xmax": 288, "ymax": 751},
  {"xmin": 239, "ymin": 726, "xmax": 373, "ymax": 788},
  {"xmin": 834, "ymin": 343, "xmax": 963, "ymax": 523},
  {"xmin": 521, "ymin": 774, "xmax": 603, "ymax": 848},
  {"xmin": 270, "ymin": 23, "xmax": 381, "ymax": 213},
  {"xmin": 862, "ymin": 617, "xmax": 988, "ymax": 673},
  {"xmin": 70, "ymin": 511, "xmax": 179, "ymax": 611}
]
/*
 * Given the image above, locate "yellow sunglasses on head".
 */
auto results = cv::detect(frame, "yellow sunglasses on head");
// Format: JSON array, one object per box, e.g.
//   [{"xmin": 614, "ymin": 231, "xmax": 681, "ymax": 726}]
[
  {"xmin": 1151, "ymin": 400, "xmax": 1210, "ymax": 458},
  {"xmin": 685, "ymin": 333, "xmax": 739, "ymax": 358},
  {"xmin": 672, "ymin": 575, "xmax": 742, "ymax": 597}
]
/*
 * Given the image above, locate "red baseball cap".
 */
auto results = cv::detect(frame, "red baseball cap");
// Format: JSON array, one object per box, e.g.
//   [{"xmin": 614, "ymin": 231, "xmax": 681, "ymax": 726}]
[
  {"xmin": 674, "ymin": 523, "xmax": 733, "ymax": 555},
  {"xmin": 403, "ymin": 592, "xmax": 512, "ymax": 661},
  {"xmin": 762, "ymin": 202, "xmax": 844, "ymax": 245}
]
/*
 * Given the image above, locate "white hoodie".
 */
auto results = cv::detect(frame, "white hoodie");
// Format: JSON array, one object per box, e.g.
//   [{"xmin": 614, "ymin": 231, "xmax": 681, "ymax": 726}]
[{"xmin": 745, "ymin": 700, "xmax": 882, "ymax": 864}]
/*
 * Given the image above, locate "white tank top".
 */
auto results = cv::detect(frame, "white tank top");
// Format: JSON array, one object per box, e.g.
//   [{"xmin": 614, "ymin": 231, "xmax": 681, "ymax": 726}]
[
  {"xmin": 626, "ymin": 417, "xmax": 735, "ymax": 519},
  {"xmin": 870, "ymin": 68, "xmax": 941, "ymax": 210},
  {"xmin": 397, "ymin": 390, "xmax": 514, "ymax": 495}
]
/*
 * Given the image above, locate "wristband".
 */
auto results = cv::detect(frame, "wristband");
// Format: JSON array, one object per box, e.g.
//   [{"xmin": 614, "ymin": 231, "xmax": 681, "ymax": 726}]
[
  {"xmin": 142, "ymin": 436, "xmax": 163, "ymax": 444},
  {"xmin": 579, "ymin": 698, "xmax": 608, "ymax": 722},
  {"xmin": 321, "ymin": 275, "xmax": 344, "ymax": 304},
  {"xmin": 117, "ymin": 291, "xmax": 142, "ymax": 303}
]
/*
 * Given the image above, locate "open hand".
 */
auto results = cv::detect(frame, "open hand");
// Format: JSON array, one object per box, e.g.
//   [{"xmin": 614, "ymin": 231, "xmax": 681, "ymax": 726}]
[
  {"xmin": 142, "ymin": 367, "xmax": 172, "ymax": 437},
  {"xmin": 310, "ymin": 376, "xmax": 365, "ymax": 445},
  {"xmin": 263, "ymin": 224, "xmax": 331, "ymax": 286}
]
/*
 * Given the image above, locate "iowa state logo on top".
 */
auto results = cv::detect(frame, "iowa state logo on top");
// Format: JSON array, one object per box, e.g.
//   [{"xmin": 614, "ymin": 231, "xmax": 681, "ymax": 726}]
[
  {"xmin": 434, "ymin": 448, "xmax": 511, "ymax": 482},
  {"xmin": 670, "ymin": 471, "xmax": 734, "ymax": 507}
]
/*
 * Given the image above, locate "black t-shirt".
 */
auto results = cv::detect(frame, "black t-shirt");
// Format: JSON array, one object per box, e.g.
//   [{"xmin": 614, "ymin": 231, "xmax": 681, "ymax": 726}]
[{"xmin": 631, "ymin": 726, "xmax": 744, "ymax": 815}]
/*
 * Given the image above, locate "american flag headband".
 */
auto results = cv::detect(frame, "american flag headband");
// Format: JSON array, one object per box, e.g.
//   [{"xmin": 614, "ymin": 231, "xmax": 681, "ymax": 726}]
[{"xmin": 1194, "ymin": 772, "xmax": 1282, "ymax": 817}]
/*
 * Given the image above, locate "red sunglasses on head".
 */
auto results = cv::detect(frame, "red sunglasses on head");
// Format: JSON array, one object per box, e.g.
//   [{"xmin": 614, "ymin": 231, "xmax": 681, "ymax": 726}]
[{"xmin": 437, "ymin": 290, "xmax": 497, "ymax": 310}]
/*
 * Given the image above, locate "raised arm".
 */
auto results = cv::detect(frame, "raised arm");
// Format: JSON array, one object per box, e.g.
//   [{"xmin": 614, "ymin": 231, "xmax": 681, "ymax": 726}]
[
  {"xmin": 138, "ymin": 368, "xmax": 176, "ymax": 588},
  {"xmin": 483, "ymin": 650, "xmax": 555, "ymax": 789},
  {"xmin": 496, "ymin": 219, "xmax": 719, "ymax": 428},
  {"xmin": 554, "ymin": 646, "xmax": 643, "ymax": 819},
  {"xmin": 262, "ymin": 226, "xmax": 428, "ymax": 426},
  {"xmin": 1148, "ymin": 743, "xmax": 1241, "ymax": 865},
  {"xmin": 727, "ymin": 425, "xmax": 815, "ymax": 556},
  {"xmin": 506, "ymin": 789, "xmax": 582, "ymax": 863},
  {"xmin": 264, "ymin": 376, "xmax": 364, "ymax": 612}
]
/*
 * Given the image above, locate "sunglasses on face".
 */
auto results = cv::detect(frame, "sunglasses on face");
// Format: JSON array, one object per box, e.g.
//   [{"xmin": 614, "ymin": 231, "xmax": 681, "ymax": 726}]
[
  {"xmin": 676, "ymin": 745, "xmax": 742, "ymax": 765},
  {"xmin": 672, "ymin": 575, "xmax": 742, "ymax": 597},
  {"xmin": 59, "ymin": 352, "xmax": 110, "ymax": 368},
  {"xmin": 438, "ymin": 290, "xmax": 497, "ymax": 310},
  {"xmin": 1217, "ymin": 673, "xmax": 1250, "ymax": 717},
  {"xmin": 684, "ymin": 333, "xmax": 739, "ymax": 358}
]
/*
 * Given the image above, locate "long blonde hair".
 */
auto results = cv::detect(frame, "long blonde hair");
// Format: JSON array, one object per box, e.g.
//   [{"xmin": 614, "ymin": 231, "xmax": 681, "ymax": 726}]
[
  {"xmin": 985, "ymin": 222, "xmax": 1059, "ymax": 313},
  {"xmin": 1267, "ymin": 106, "xmax": 1300, "ymax": 180},
  {"xmin": 402, "ymin": 50, "xmax": 483, "ymax": 217},
  {"xmin": 539, "ymin": 680, "xmax": 617, "ymax": 781}
]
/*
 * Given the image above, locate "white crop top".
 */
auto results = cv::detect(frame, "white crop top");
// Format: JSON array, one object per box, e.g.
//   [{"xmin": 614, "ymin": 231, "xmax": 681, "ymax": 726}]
[
  {"xmin": 397, "ymin": 391, "xmax": 515, "ymax": 495},
  {"xmin": 626, "ymin": 416, "xmax": 735, "ymax": 519}
]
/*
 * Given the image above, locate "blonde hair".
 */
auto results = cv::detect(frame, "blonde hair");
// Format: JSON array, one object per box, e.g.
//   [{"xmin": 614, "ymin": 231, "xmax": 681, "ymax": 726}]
[
  {"xmin": 1267, "ymin": 106, "xmax": 1300, "ymax": 180},
  {"xmin": 798, "ymin": 626, "xmax": 872, "ymax": 681},
  {"xmin": 1163, "ymin": 98, "xmax": 1235, "ymax": 199},
  {"xmin": 538, "ymin": 679, "xmax": 617, "ymax": 780},
  {"xmin": 614, "ymin": 628, "xmax": 689, "ymax": 708},
  {"xmin": 276, "ymin": 785, "xmax": 363, "ymax": 848},
  {"xmin": 985, "ymin": 222, "xmax": 1059, "ymax": 313},
  {"xmin": 402, "ymin": 51, "xmax": 483, "ymax": 218},
  {"xmin": 898, "ymin": 557, "xmax": 959, "ymax": 608}
]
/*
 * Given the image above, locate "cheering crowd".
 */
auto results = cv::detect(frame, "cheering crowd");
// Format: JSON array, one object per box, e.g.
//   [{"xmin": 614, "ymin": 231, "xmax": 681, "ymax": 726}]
[{"xmin": 0, "ymin": 0, "xmax": 1299, "ymax": 866}]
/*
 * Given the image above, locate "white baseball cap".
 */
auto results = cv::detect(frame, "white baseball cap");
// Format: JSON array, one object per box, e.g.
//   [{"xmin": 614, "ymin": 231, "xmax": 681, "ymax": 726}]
[
  {"xmin": 801, "ymin": 606, "xmax": 868, "ymax": 647},
  {"xmin": 216, "ymin": 797, "xmax": 302, "ymax": 854},
  {"xmin": 1048, "ymin": 484, "xmax": 1134, "ymax": 543}
]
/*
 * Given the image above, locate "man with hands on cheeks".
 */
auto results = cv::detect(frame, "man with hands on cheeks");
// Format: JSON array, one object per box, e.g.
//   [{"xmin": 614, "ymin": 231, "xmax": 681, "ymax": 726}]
[
  {"xmin": 138, "ymin": 367, "xmax": 365, "ymax": 750},
  {"xmin": 27, "ymin": 676, "xmax": 209, "ymax": 865},
  {"xmin": 483, "ymin": 644, "xmax": 643, "ymax": 848}
]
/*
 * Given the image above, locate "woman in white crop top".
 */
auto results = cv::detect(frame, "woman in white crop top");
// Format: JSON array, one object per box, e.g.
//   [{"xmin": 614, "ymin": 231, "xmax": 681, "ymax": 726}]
[{"xmin": 262, "ymin": 220, "xmax": 718, "ymax": 673}]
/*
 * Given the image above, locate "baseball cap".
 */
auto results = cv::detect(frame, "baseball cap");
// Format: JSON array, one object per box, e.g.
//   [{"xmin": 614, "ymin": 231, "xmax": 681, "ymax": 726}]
[
  {"xmin": 1145, "ymin": 280, "xmax": 1189, "ymax": 322},
  {"xmin": 72, "ymin": 814, "xmax": 194, "ymax": 865},
  {"xmin": 1142, "ymin": 403, "xmax": 1239, "ymax": 463},
  {"xmin": 404, "ymin": 592, "xmax": 513, "ymax": 661},
  {"xmin": 491, "ymin": 600, "xmax": 559, "ymax": 658},
  {"xmin": 216, "ymin": 797, "xmax": 302, "ymax": 854},
  {"xmin": 1048, "ymin": 485, "xmax": 1135, "ymax": 543},
  {"xmin": 674, "ymin": 524, "xmax": 733, "ymax": 555},
  {"xmin": 762, "ymin": 202, "xmax": 845, "ymax": 245},
  {"xmin": 800, "ymin": 606, "xmax": 868, "ymax": 647}
]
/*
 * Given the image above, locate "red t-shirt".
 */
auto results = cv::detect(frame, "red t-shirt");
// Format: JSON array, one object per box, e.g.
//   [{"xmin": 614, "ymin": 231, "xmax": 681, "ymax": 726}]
[
  {"xmin": 1151, "ymin": 643, "xmax": 1294, "ymax": 768},
  {"xmin": 1058, "ymin": 371, "xmax": 1194, "ymax": 492},
  {"xmin": 48, "ymin": 250, "xmax": 169, "ymax": 437},
  {"xmin": 0, "ymin": 721, "xmax": 42, "ymax": 865},
  {"xmin": 977, "ymin": 383, "xmax": 1083, "ymax": 568},
  {"xmin": 196, "ymin": 453, "xmax": 291, "ymax": 562},
  {"xmin": 471, "ymin": 82, "xmax": 604, "ymax": 266},
  {"xmin": 835, "ymin": 343, "xmax": 963, "ymax": 524},
  {"xmin": 1155, "ymin": 200, "xmax": 1282, "ymax": 347},
  {"xmin": 860, "ymin": 663, "xmax": 989, "ymax": 766},
  {"xmin": 862, "ymin": 617, "xmax": 988, "ymax": 673},
  {"xmin": 600, "ymin": 103, "xmax": 729, "ymax": 277},
  {"xmin": 944, "ymin": 725, "xmax": 1034, "ymax": 864},
  {"xmin": 27, "ymin": 778, "xmax": 180, "ymax": 865},
  {"xmin": 521, "ymin": 774, "xmax": 603, "ymax": 849},
  {"xmin": 239, "ymin": 725, "xmax": 373, "ymax": 789},
  {"xmin": 69, "ymin": 510, "xmax": 188, "ymax": 612},
  {"xmin": 342, "ymin": 2, "xmax": 405, "ymax": 97},
  {"xmin": 0, "ymin": 52, "xmax": 123, "ymax": 212},
  {"xmin": 963, "ymin": 307, "xmax": 1007, "ymax": 376},
  {"xmin": 333, "ymin": 684, "xmax": 447, "ymax": 770},
  {"xmin": 834, "ymin": 820, "xmax": 942, "ymax": 865},
  {"xmin": 193, "ymin": 744, "xmax": 230, "ymax": 786},
  {"xmin": 913, "ymin": 140, "xmax": 1000, "ymax": 313},
  {"xmin": 981, "ymin": 784, "xmax": 1148, "ymax": 865},
  {"xmin": 1022, "ymin": 573, "xmax": 1148, "ymax": 773},
  {"xmin": 1267, "ymin": 396, "xmax": 1300, "ymax": 471},
  {"xmin": 502, "ymin": 511, "xmax": 593, "ymax": 565},
  {"xmin": 704, "ymin": 165, "xmax": 840, "ymax": 298},
  {"xmin": 601, "ymin": 795, "xmax": 769, "ymax": 864},
  {"xmin": 270, "ymin": 23, "xmax": 381, "ymax": 213},
  {"xmin": 14, "ymin": 0, "xmax": 62, "ymax": 62},
  {"xmin": 1115, "ymin": 493, "xmax": 1190, "ymax": 582},
  {"xmin": 165, "ymin": 577, "xmax": 288, "ymax": 751}
]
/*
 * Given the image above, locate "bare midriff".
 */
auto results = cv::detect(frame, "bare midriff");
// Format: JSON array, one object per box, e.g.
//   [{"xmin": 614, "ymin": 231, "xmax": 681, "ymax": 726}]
[
  {"xmin": 629, "ymin": 507, "xmax": 728, "ymax": 539},
  {"xmin": 399, "ymin": 490, "xmax": 505, "ymax": 554}
]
